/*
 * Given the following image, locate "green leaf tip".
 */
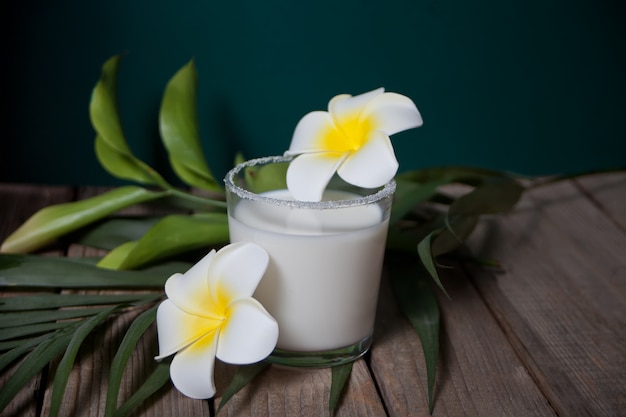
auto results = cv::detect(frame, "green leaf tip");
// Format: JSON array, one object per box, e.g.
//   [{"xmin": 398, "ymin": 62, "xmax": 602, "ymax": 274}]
[
  {"xmin": 97, "ymin": 213, "xmax": 229, "ymax": 270},
  {"xmin": 329, "ymin": 361, "xmax": 354, "ymax": 415},
  {"xmin": 90, "ymin": 54, "xmax": 168, "ymax": 187},
  {"xmin": 417, "ymin": 232, "xmax": 450, "ymax": 299},
  {"xmin": 391, "ymin": 266, "xmax": 440, "ymax": 414},
  {"xmin": 0, "ymin": 186, "xmax": 168, "ymax": 254},
  {"xmin": 159, "ymin": 59, "xmax": 221, "ymax": 192}
]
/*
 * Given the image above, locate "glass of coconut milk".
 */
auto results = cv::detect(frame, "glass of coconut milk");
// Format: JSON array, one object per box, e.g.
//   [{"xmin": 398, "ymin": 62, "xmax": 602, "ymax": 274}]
[{"xmin": 224, "ymin": 156, "xmax": 395, "ymax": 367}]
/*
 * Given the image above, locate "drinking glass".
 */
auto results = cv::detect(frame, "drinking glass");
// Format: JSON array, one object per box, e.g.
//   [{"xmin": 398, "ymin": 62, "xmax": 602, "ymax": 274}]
[{"xmin": 224, "ymin": 155, "xmax": 395, "ymax": 367}]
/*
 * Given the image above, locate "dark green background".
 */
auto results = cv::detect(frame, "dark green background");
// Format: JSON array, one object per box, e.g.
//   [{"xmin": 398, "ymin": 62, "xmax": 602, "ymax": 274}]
[{"xmin": 2, "ymin": 0, "xmax": 624, "ymax": 186}]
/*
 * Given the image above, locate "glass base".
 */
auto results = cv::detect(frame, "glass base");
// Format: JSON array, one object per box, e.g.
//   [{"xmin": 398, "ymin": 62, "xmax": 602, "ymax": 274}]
[{"xmin": 265, "ymin": 335, "xmax": 372, "ymax": 368}]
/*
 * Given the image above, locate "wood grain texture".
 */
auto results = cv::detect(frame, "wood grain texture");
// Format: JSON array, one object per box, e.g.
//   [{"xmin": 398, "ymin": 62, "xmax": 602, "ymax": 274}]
[
  {"xmin": 35, "ymin": 187, "xmax": 210, "ymax": 417},
  {"xmin": 369, "ymin": 274, "xmax": 432, "ymax": 417},
  {"xmin": 575, "ymin": 172, "xmax": 626, "ymax": 231},
  {"xmin": 0, "ymin": 184, "xmax": 74, "ymax": 417},
  {"xmin": 214, "ymin": 358, "xmax": 386, "ymax": 417},
  {"xmin": 2, "ymin": 174, "xmax": 625, "ymax": 416},
  {"xmin": 370, "ymin": 268, "xmax": 555, "ymax": 417},
  {"xmin": 465, "ymin": 178, "xmax": 626, "ymax": 417},
  {"xmin": 433, "ymin": 267, "xmax": 556, "ymax": 417},
  {"xmin": 38, "ymin": 249, "xmax": 208, "ymax": 417}
]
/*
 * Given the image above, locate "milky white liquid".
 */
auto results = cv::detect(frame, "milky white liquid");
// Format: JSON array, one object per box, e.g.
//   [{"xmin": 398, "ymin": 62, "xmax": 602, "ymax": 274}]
[{"xmin": 228, "ymin": 189, "xmax": 389, "ymax": 351}]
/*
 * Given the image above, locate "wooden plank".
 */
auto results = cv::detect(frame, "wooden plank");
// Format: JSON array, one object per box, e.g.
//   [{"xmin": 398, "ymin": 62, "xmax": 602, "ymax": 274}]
[
  {"xmin": 369, "ymin": 273, "xmax": 430, "ymax": 417},
  {"xmin": 36, "ymin": 245, "xmax": 210, "ymax": 417},
  {"xmin": 465, "ymin": 179, "xmax": 626, "ymax": 417},
  {"xmin": 4, "ymin": 173, "xmax": 622, "ymax": 416},
  {"xmin": 370, "ymin": 266, "xmax": 555, "ymax": 416},
  {"xmin": 214, "ymin": 358, "xmax": 386, "ymax": 417},
  {"xmin": 575, "ymin": 171, "xmax": 626, "ymax": 231},
  {"xmin": 34, "ymin": 186, "xmax": 385, "ymax": 416},
  {"xmin": 34, "ymin": 187, "xmax": 209, "ymax": 416},
  {"xmin": 0, "ymin": 184, "xmax": 75, "ymax": 417}
]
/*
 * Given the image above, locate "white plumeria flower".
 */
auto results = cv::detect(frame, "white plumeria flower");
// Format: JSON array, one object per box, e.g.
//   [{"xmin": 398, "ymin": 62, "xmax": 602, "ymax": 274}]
[
  {"xmin": 284, "ymin": 87, "xmax": 423, "ymax": 201},
  {"xmin": 155, "ymin": 242, "xmax": 278, "ymax": 399}
]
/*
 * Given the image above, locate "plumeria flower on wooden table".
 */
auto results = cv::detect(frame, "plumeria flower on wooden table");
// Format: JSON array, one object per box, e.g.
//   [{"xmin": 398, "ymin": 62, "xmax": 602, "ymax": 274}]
[{"xmin": 155, "ymin": 242, "xmax": 279, "ymax": 399}]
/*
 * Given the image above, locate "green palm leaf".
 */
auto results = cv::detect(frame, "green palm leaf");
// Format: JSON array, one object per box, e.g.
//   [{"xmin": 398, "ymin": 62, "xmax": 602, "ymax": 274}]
[
  {"xmin": 392, "ymin": 266, "xmax": 440, "ymax": 414},
  {"xmin": 329, "ymin": 362, "xmax": 353, "ymax": 415},
  {"xmin": 105, "ymin": 305, "xmax": 158, "ymax": 417},
  {"xmin": 216, "ymin": 361, "xmax": 271, "ymax": 415},
  {"xmin": 49, "ymin": 305, "xmax": 124, "ymax": 417},
  {"xmin": 0, "ymin": 186, "xmax": 168, "ymax": 254},
  {"xmin": 0, "ymin": 293, "xmax": 159, "ymax": 311},
  {"xmin": 90, "ymin": 55, "xmax": 168, "ymax": 187},
  {"xmin": 0, "ymin": 323, "xmax": 79, "ymax": 410},
  {"xmin": 0, "ymin": 254, "xmax": 186, "ymax": 288},
  {"xmin": 113, "ymin": 361, "xmax": 171, "ymax": 417},
  {"xmin": 98, "ymin": 213, "xmax": 229, "ymax": 270},
  {"xmin": 160, "ymin": 59, "xmax": 220, "ymax": 191}
]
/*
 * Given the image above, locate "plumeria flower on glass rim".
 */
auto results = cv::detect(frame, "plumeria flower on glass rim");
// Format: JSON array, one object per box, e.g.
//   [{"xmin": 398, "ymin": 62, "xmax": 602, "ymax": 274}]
[
  {"xmin": 284, "ymin": 87, "xmax": 423, "ymax": 202},
  {"xmin": 155, "ymin": 242, "xmax": 278, "ymax": 399}
]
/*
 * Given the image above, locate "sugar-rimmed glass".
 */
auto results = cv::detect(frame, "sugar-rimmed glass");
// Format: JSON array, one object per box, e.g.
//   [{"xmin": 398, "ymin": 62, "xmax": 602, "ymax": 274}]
[{"xmin": 224, "ymin": 155, "xmax": 395, "ymax": 367}]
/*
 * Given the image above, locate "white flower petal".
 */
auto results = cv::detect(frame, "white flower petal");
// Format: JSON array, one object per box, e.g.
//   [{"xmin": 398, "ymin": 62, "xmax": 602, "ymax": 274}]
[
  {"xmin": 360, "ymin": 92, "xmax": 423, "ymax": 136},
  {"xmin": 164, "ymin": 250, "xmax": 216, "ymax": 316},
  {"xmin": 216, "ymin": 298, "xmax": 278, "ymax": 364},
  {"xmin": 169, "ymin": 330, "xmax": 219, "ymax": 399},
  {"xmin": 155, "ymin": 299, "xmax": 222, "ymax": 359},
  {"xmin": 286, "ymin": 111, "xmax": 337, "ymax": 154},
  {"xmin": 207, "ymin": 242, "xmax": 269, "ymax": 300},
  {"xmin": 328, "ymin": 88, "xmax": 385, "ymax": 123},
  {"xmin": 286, "ymin": 152, "xmax": 346, "ymax": 201},
  {"xmin": 327, "ymin": 93, "xmax": 351, "ymax": 112},
  {"xmin": 337, "ymin": 131, "xmax": 399, "ymax": 188}
]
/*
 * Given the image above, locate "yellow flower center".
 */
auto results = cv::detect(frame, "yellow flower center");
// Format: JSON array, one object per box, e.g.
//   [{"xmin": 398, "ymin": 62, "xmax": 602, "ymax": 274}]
[
  {"xmin": 319, "ymin": 112, "xmax": 375, "ymax": 154},
  {"xmin": 207, "ymin": 280, "xmax": 233, "ymax": 322},
  {"xmin": 181, "ymin": 279, "xmax": 233, "ymax": 343}
]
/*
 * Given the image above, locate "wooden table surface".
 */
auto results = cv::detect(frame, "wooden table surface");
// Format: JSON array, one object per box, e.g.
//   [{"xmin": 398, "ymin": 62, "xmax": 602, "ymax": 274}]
[{"xmin": 1, "ymin": 172, "xmax": 624, "ymax": 417}]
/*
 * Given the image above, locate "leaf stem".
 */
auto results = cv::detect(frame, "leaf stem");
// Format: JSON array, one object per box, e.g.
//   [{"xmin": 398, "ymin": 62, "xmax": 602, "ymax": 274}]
[
  {"xmin": 526, "ymin": 166, "xmax": 625, "ymax": 189},
  {"xmin": 165, "ymin": 188, "xmax": 227, "ymax": 209}
]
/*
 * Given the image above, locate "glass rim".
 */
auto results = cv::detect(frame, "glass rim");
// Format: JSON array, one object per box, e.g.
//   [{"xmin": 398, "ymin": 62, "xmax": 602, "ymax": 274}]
[{"xmin": 223, "ymin": 155, "xmax": 396, "ymax": 210}]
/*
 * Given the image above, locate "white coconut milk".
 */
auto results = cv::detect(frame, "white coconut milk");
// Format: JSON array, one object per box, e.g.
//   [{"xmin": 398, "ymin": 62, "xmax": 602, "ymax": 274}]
[{"xmin": 228, "ymin": 189, "xmax": 389, "ymax": 351}]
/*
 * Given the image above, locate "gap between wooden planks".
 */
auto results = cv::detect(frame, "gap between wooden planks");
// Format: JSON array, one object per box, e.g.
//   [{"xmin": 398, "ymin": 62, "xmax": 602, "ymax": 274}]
[
  {"xmin": 0, "ymin": 184, "xmax": 75, "ymax": 417},
  {"xmin": 464, "ymin": 172, "xmax": 626, "ymax": 417},
  {"xmin": 3, "ymin": 172, "xmax": 624, "ymax": 416}
]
